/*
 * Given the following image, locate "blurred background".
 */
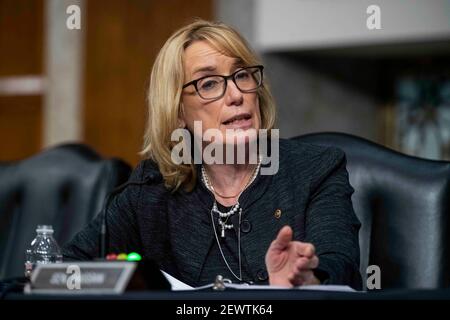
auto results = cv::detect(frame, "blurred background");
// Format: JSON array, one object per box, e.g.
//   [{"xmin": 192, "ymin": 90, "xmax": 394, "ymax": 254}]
[{"xmin": 1, "ymin": 0, "xmax": 450, "ymax": 167}]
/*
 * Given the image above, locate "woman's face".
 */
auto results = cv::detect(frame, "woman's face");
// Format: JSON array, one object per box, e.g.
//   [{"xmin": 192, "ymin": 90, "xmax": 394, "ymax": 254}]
[{"xmin": 180, "ymin": 40, "xmax": 261, "ymax": 146}]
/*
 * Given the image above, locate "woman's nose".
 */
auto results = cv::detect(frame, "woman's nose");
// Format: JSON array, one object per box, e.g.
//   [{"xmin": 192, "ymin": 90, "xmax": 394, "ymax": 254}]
[{"xmin": 224, "ymin": 79, "xmax": 244, "ymax": 106}]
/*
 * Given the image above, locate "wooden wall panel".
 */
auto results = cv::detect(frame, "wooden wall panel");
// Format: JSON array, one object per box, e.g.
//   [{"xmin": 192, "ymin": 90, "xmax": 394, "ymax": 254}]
[
  {"xmin": 0, "ymin": 96, "xmax": 42, "ymax": 161},
  {"xmin": 0, "ymin": 0, "xmax": 43, "ymax": 76},
  {"xmin": 0, "ymin": 0, "xmax": 43, "ymax": 161},
  {"xmin": 83, "ymin": 0, "xmax": 212, "ymax": 166}
]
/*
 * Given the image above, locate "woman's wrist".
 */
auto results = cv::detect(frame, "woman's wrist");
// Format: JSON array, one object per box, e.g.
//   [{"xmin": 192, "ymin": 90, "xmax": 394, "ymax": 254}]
[
  {"xmin": 268, "ymin": 273, "xmax": 321, "ymax": 287},
  {"xmin": 268, "ymin": 274, "xmax": 294, "ymax": 287}
]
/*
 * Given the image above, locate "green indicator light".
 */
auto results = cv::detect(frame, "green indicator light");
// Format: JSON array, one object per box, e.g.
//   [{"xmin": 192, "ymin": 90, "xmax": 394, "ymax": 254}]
[{"xmin": 127, "ymin": 252, "xmax": 142, "ymax": 261}]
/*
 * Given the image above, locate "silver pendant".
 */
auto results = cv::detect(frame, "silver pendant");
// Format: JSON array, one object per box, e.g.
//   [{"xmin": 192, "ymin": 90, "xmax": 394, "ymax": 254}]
[{"xmin": 221, "ymin": 225, "xmax": 225, "ymax": 238}]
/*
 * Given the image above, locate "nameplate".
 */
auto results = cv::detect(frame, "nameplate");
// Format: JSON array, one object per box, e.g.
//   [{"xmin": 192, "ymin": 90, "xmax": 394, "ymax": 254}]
[{"xmin": 25, "ymin": 262, "xmax": 137, "ymax": 295}]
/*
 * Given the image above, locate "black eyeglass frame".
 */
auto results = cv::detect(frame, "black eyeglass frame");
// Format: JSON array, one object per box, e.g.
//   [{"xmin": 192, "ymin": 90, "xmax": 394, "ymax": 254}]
[{"xmin": 182, "ymin": 65, "xmax": 264, "ymax": 100}]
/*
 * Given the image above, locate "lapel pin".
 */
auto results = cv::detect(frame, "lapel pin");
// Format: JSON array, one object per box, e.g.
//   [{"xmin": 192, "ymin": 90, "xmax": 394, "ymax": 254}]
[{"xmin": 274, "ymin": 209, "xmax": 282, "ymax": 219}]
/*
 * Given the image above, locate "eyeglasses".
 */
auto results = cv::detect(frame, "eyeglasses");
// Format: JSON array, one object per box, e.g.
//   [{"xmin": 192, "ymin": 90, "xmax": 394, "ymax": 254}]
[{"xmin": 182, "ymin": 65, "xmax": 264, "ymax": 100}]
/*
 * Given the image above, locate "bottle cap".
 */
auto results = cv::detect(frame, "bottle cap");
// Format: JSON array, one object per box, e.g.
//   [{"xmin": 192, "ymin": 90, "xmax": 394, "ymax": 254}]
[{"xmin": 36, "ymin": 225, "xmax": 54, "ymax": 233}]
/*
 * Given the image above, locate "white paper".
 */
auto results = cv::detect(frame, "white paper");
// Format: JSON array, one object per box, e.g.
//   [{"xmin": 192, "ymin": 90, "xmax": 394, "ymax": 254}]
[
  {"xmin": 161, "ymin": 271, "xmax": 356, "ymax": 292},
  {"xmin": 211, "ymin": 283, "xmax": 355, "ymax": 292},
  {"xmin": 295, "ymin": 285, "xmax": 356, "ymax": 292},
  {"xmin": 161, "ymin": 270, "xmax": 194, "ymax": 290}
]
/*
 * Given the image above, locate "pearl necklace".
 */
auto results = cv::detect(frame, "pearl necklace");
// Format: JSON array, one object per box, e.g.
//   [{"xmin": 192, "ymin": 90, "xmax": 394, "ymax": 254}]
[
  {"xmin": 201, "ymin": 156, "xmax": 262, "ymax": 238},
  {"xmin": 201, "ymin": 157, "xmax": 262, "ymax": 282}
]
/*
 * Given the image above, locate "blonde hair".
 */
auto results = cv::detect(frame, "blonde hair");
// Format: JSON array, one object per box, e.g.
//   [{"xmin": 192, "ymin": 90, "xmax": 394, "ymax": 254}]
[{"xmin": 141, "ymin": 19, "xmax": 277, "ymax": 192}]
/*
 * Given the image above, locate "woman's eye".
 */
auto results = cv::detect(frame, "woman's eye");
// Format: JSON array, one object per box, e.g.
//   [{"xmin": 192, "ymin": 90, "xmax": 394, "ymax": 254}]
[
  {"xmin": 200, "ymin": 79, "xmax": 219, "ymax": 91},
  {"xmin": 236, "ymin": 71, "xmax": 250, "ymax": 80}
]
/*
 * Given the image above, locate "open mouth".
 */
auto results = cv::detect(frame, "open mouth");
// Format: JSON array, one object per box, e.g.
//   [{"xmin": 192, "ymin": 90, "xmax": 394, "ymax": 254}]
[{"xmin": 222, "ymin": 113, "xmax": 252, "ymax": 125}]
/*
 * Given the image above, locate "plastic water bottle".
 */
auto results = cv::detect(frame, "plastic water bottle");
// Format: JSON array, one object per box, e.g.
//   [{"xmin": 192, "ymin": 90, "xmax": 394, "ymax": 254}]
[{"xmin": 24, "ymin": 225, "xmax": 63, "ymax": 277}]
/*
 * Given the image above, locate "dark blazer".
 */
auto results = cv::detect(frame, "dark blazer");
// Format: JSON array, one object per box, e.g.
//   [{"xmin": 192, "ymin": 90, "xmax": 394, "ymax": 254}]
[{"xmin": 63, "ymin": 139, "xmax": 362, "ymax": 290}]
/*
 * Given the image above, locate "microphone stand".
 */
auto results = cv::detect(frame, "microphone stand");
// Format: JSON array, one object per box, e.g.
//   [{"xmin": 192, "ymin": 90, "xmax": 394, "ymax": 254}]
[{"xmin": 99, "ymin": 172, "xmax": 161, "ymax": 258}]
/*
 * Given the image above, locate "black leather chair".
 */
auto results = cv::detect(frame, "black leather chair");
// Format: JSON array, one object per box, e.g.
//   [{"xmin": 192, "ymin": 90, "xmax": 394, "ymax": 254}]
[
  {"xmin": 0, "ymin": 144, "xmax": 131, "ymax": 279},
  {"xmin": 293, "ymin": 132, "xmax": 450, "ymax": 290}
]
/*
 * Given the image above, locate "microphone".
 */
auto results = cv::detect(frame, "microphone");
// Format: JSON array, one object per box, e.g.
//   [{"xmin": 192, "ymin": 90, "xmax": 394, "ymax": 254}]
[{"xmin": 99, "ymin": 171, "xmax": 162, "ymax": 258}]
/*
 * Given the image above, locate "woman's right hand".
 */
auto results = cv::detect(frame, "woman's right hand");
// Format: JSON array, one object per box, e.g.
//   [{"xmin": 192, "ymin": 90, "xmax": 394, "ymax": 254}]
[{"xmin": 265, "ymin": 225, "xmax": 320, "ymax": 287}]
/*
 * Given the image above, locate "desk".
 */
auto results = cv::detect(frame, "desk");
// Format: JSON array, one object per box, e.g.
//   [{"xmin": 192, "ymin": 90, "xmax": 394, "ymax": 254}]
[{"xmin": 5, "ymin": 287, "xmax": 450, "ymax": 299}]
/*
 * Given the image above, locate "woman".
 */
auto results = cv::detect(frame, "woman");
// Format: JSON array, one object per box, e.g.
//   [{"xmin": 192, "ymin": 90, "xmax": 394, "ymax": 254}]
[{"xmin": 63, "ymin": 20, "xmax": 362, "ymax": 290}]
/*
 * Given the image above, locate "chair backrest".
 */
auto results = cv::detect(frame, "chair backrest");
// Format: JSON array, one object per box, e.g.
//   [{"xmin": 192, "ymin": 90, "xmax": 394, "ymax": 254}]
[
  {"xmin": 292, "ymin": 132, "xmax": 450, "ymax": 289},
  {"xmin": 0, "ymin": 144, "xmax": 131, "ymax": 279}
]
